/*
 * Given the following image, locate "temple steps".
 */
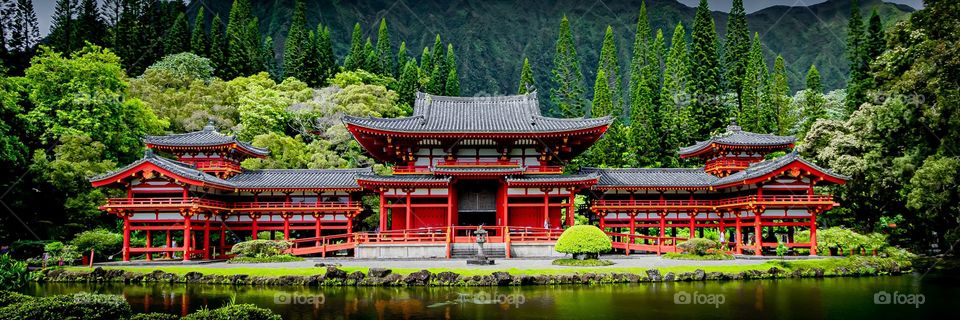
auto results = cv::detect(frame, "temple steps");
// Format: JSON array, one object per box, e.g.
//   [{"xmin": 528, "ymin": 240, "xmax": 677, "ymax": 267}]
[{"xmin": 449, "ymin": 243, "xmax": 507, "ymax": 259}]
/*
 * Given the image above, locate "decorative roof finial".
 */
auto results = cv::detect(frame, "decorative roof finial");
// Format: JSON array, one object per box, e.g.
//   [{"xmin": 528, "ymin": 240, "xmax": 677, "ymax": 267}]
[
  {"xmin": 203, "ymin": 120, "xmax": 216, "ymax": 132},
  {"xmin": 727, "ymin": 118, "xmax": 742, "ymax": 132}
]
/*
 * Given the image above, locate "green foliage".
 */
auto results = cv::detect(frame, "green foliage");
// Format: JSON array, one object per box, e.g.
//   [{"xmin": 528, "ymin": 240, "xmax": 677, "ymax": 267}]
[
  {"xmin": 0, "ymin": 254, "xmax": 32, "ymax": 290},
  {"xmin": 191, "ymin": 9, "xmax": 208, "ymax": 55},
  {"xmin": 444, "ymin": 44, "xmax": 459, "ymax": 96},
  {"xmin": 798, "ymin": 227, "xmax": 888, "ymax": 254},
  {"xmin": 228, "ymin": 240, "xmax": 292, "ymax": 258},
  {"xmin": 659, "ymin": 22, "xmax": 692, "ymax": 165},
  {"xmin": 225, "ymin": 0, "xmax": 263, "ymax": 79},
  {"xmin": 375, "ymin": 18, "xmax": 396, "ymax": 77},
  {"xmin": 131, "ymin": 313, "xmax": 181, "ymax": 320},
  {"xmin": 845, "ymin": 0, "xmax": 869, "ymax": 115},
  {"xmin": 555, "ymin": 225, "xmax": 612, "ymax": 255},
  {"xmin": 315, "ymin": 24, "xmax": 339, "ymax": 86},
  {"xmin": 182, "ymin": 304, "xmax": 281, "ymax": 320},
  {"xmin": 330, "ymin": 70, "xmax": 396, "ymax": 89},
  {"xmin": 164, "ymin": 13, "xmax": 190, "ymax": 55},
  {"xmin": 344, "ymin": 23, "xmax": 364, "ymax": 71},
  {"xmin": 677, "ymin": 238, "xmax": 719, "ymax": 256},
  {"xmin": 0, "ymin": 70, "xmax": 27, "ymax": 169},
  {"xmin": 770, "ymin": 55, "xmax": 795, "ymax": 135},
  {"xmin": 663, "ymin": 252, "xmax": 733, "ymax": 260},
  {"xmin": 551, "ymin": 258, "xmax": 614, "ymax": 266},
  {"xmin": 0, "ymin": 292, "xmax": 131, "ymax": 320},
  {"xmin": 590, "ymin": 69, "xmax": 612, "ymax": 117},
  {"xmin": 776, "ymin": 242, "xmax": 788, "ymax": 257},
  {"xmin": 235, "ymin": 74, "xmax": 312, "ymax": 140},
  {"xmin": 740, "ymin": 33, "xmax": 771, "ymax": 133},
  {"xmin": 283, "ymin": 0, "xmax": 311, "ymax": 83},
  {"xmin": 43, "ymin": 241, "xmax": 81, "ymax": 263},
  {"xmin": 723, "ymin": 0, "xmax": 750, "ymax": 111},
  {"xmin": 689, "ymin": 0, "xmax": 725, "ymax": 140},
  {"xmin": 517, "ymin": 57, "xmax": 536, "ymax": 94},
  {"xmin": 69, "ymin": 229, "xmax": 123, "ymax": 258},
  {"xmin": 209, "ymin": 14, "xmax": 228, "ymax": 76},
  {"xmin": 397, "ymin": 61, "xmax": 419, "ymax": 107},
  {"xmin": 0, "ymin": 291, "xmax": 32, "ymax": 308},
  {"xmin": 550, "ymin": 16, "xmax": 585, "ymax": 118},
  {"xmin": 597, "ymin": 26, "xmax": 622, "ymax": 116},
  {"xmin": 145, "ymin": 53, "xmax": 215, "ymax": 82},
  {"xmin": 228, "ymin": 254, "xmax": 304, "ymax": 263},
  {"xmin": 8, "ymin": 241, "xmax": 49, "ymax": 260}
]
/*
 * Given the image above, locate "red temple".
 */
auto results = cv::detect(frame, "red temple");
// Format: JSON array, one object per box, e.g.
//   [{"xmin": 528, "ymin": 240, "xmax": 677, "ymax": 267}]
[{"xmin": 92, "ymin": 92, "xmax": 847, "ymax": 260}]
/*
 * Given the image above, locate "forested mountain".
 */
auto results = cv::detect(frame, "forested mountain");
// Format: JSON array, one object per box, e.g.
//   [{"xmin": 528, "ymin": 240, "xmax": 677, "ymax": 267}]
[{"xmin": 193, "ymin": 0, "xmax": 912, "ymax": 97}]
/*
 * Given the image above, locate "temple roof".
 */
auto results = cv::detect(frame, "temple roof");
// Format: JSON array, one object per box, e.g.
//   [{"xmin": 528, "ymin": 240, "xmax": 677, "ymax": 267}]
[
  {"xmin": 355, "ymin": 174, "xmax": 452, "ymax": 187},
  {"xmin": 679, "ymin": 123, "xmax": 795, "ymax": 158},
  {"xmin": 144, "ymin": 122, "xmax": 269, "ymax": 157},
  {"xmin": 504, "ymin": 173, "xmax": 600, "ymax": 186},
  {"xmin": 431, "ymin": 166, "xmax": 527, "ymax": 175},
  {"xmin": 343, "ymin": 92, "xmax": 612, "ymax": 135},
  {"xmin": 226, "ymin": 168, "xmax": 373, "ymax": 190},
  {"xmin": 712, "ymin": 151, "xmax": 849, "ymax": 187},
  {"xmin": 581, "ymin": 168, "xmax": 717, "ymax": 189},
  {"xmin": 90, "ymin": 150, "xmax": 235, "ymax": 188}
]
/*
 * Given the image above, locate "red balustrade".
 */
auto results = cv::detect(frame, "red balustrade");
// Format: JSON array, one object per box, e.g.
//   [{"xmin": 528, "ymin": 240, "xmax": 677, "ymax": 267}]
[
  {"xmin": 104, "ymin": 197, "xmax": 360, "ymax": 212},
  {"xmin": 191, "ymin": 160, "xmax": 243, "ymax": 172},
  {"xmin": 524, "ymin": 165, "xmax": 564, "ymax": 174},
  {"xmin": 436, "ymin": 159, "xmax": 520, "ymax": 167},
  {"xmin": 704, "ymin": 159, "xmax": 755, "ymax": 172},
  {"xmin": 105, "ymin": 197, "xmax": 230, "ymax": 208},
  {"xmin": 593, "ymin": 195, "xmax": 834, "ymax": 210},
  {"xmin": 392, "ymin": 165, "xmax": 432, "ymax": 174}
]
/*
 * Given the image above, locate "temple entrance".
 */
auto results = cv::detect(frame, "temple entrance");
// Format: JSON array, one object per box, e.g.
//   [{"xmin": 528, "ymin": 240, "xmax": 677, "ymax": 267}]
[{"xmin": 457, "ymin": 180, "xmax": 498, "ymax": 226}]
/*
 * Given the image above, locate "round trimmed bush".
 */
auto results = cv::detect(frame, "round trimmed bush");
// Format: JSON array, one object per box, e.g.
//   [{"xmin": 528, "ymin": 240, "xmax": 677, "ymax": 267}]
[
  {"xmin": 677, "ymin": 238, "xmax": 719, "ymax": 255},
  {"xmin": 554, "ymin": 225, "xmax": 612, "ymax": 259}
]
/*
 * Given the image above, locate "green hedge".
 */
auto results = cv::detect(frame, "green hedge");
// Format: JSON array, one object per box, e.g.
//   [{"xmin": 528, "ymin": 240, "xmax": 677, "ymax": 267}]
[
  {"xmin": 130, "ymin": 313, "xmax": 181, "ymax": 320},
  {"xmin": 70, "ymin": 229, "xmax": 124, "ymax": 258},
  {"xmin": 555, "ymin": 225, "xmax": 612, "ymax": 255},
  {"xmin": 183, "ymin": 304, "xmax": 281, "ymax": 320},
  {"xmin": 228, "ymin": 240, "xmax": 292, "ymax": 258},
  {"xmin": 795, "ymin": 227, "xmax": 895, "ymax": 254},
  {"xmin": 0, "ymin": 292, "xmax": 131, "ymax": 320},
  {"xmin": 227, "ymin": 254, "xmax": 304, "ymax": 264},
  {"xmin": 677, "ymin": 238, "xmax": 719, "ymax": 255}
]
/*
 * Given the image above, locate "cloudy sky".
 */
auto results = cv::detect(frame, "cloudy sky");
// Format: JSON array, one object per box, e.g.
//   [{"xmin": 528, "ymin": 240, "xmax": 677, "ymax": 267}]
[{"xmin": 28, "ymin": 0, "xmax": 925, "ymax": 36}]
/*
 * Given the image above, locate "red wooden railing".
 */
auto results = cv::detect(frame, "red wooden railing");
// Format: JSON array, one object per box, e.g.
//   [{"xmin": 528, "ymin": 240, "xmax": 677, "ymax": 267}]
[
  {"xmin": 607, "ymin": 232, "xmax": 684, "ymax": 254},
  {"xmin": 104, "ymin": 197, "xmax": 361, "ymax": 211},
  {"xmin": 392, "ymin": 165, "xmax": 432, "ymax": 174},
  {"xmin": 524, "ymin": 165, "xmax": 564, "ymax": 174},
  {"xmin": 593, "ymin": 195, "xmax": 834, "ymax": 209},
  {"xmin": 357, "ymin": 227, "xmax": 449, "ymax": 243},
  {"xmin": 105, "ymin": 197, "xmax": 230, "ymax": 208},
  {"xmin": 704, "ymin": 159, "xmax": 755, "ymax": 172},
  {"xmin": 191, "ymin": 160, "xmax": 243, "ymax": 172},
  {"xmin": 436, "ymin": 159, "xmax": 520, "ymax": 167}
]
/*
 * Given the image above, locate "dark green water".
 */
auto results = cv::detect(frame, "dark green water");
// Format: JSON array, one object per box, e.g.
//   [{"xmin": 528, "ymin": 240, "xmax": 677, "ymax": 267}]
[{"xmin": 25, "ymin": 273, "xmax": 958, "ymax": 319}]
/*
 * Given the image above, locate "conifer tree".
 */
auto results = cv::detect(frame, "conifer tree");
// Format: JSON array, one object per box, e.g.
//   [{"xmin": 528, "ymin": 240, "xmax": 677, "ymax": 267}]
[
  {"xmin": 723, "ymin": 0, "xmax": 750, "ymax": 111},
  {"xmin": 866, "ymin": 9, "xmax": 885, "ymax": 60},
  {"xmin": 283, "ymin": 0, "xmax": 309, "ymax": 81},
  {"xmin": 362, "ymin": 37, "xmax": 378, "ymax": 73},
  {"xmin": 800, "ymin": 64, "xmax": 825, "ymax": 137},
  {"xmin": 262, "ymin": 36, "xmax": 280, "ymax": 81},
  {"xmin": 518, "ymin": 57, "xmax": 536, "ymax": 94},
  {"xmin": 397, "ymin": 41, "xmax": 408, "ymax": 73},
  {"xmin": 628, "ymin": 62, "xmax": 657, "ymax": 167},
  {"xmin": 741, "ymin": 33, "xmax": 769, "ymax": 133},
  {"xmin": 419, "ymin": 47, "xmax": 432, "ymax": 77},
  {"xmin": 770, "ymin": 55, "xmax": 793, "ymax": 135},
  {"xmin": 225, "ymin": 0, "xmax": 260, "ymax": 78},
  {"xmin": 191, "ymin": 9, "xmax": 207, "ymax": 55},
  {"xmin": 845, "ymin": 0, "xmax": 867, "ymax": 115},
  {"xmin": 315, "ymin": 24, "xmax": 338, "ymax": 85},
  {"xmin": 689, "ymin": 0, "xmax": 724, "ymax": 139},
  {"xmin": 629, "ymin": 1, "xmax": 652, "ymax": 114},
  {"xmin": 7, "ymin": 0, "xmax": 41, "ymax": 53},
  {"xmin": 806, "ymin": 64, "xmax": 822, "ymax": 93},
  {"xmin": 659, "ymin": 22, "xmax": 691, "ymax": 165},
  {"xmin": 344, "ymin": 23, "xmax": 363, "ymax": 71},
  {"xmin": 598, "ymin": 26, "xmax": 623, "ymax": 117},
  {"xmin": 427, "ymin": 61, "xmax": 445, "ymax": 95},
  {"xmin": 76, "ymin": 0, "xmax": 106, "ymax": 46},
  {"xmin": 375, "ymin": 18, "xmax": 395, "ymax": 77},
  {"xmin": 591, "ymin": 69, "xmax": 613, "ymax": 117},
  {"xmin": 428, "ymin": 35, "xmax": 447, "ymax": 92},
  {"xmin": 444, "ymin": 44, "xmax": 459, "ymax": 96},
  {"xmin": 430, "ymin": 34, "xmax": 445, "ymax": 74},
  {"xmin": 550, "ymin": 15, "xmax": 585, "ymax": 118},
  {"xmin": 650, "ymin": 29, "xmax": 665, "ymax": 106},
  {"xmin": 48, "ymin": 0, "xmax": 76, "ymax": 53},
  {"xmin": 164, "ymin": 12, "xmax": 190, "ymax": 54},
  {"xmin": 398, "ymin": 60, "xmax": 418, "ymax": 107},
  {"xmin": 209, "ymin": 14, "xmax": 227, "ymax": 75}
]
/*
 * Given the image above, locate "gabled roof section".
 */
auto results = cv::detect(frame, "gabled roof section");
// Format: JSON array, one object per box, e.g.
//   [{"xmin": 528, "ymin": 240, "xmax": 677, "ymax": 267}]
[
  {"xmin": 712, "ymin": 151, "xmax": 849, "ymax": 188},
  {"xmin": 226, "ymin": 168, "xmax": 372, "ymax": 191},
  {"xmin": 144, "ymin": 122, "xmax": 269, "ymax": 157},
  {"xmin": 90, "ymin": 150, "xmax": 234, "ymax": 189},
  {"xmin": 679, "ymin": 123, "xmax": 795, "ymax": 158},
  {"xmin": 343, "ymin": 92, "xmax": 613, "ymax": 135},
  {"xmin": 581, "ymin": 168, "xmax": 718, "ymax": 190},
  {"xmin": 355, "ymin": 174, "xmax": 452, "ymax": 188},
  {"xmin": 505, "ymin": 173, "xmax": 600, "ymax": 188}
]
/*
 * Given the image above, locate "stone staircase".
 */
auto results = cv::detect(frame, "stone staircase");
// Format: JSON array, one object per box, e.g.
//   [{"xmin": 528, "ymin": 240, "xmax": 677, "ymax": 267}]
[{"xmin": 450, "ymin": 243, "xmax": 506, "ymax": 259}]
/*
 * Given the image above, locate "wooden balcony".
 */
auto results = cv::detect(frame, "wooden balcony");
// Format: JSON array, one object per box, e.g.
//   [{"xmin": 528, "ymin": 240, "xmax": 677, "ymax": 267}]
[
  {"xmin": 103, "ymin": 197, "xmax": 230, "ymax": 211},
  {"xmin": 524, "ymin": 165, "xmax": 564, "ymax": 174},
  {"xmin": 392, "ymin": 165, "xmax": 432, "ymax": 174},
  {"xmin": 592, "ymin": 195, "xmax": 836, "ymax": 212},
  {"xmin": 103, "ymin": 197, "xmax": 361, "ymax": 213},
  {"xmin": 392, "ymin": 162, "xmax": 563, "ymax": 175},
  {"xmin": 436, "ymin": 159, "xmax": 520, "ymax": 167},
  {"xmin": 191, "ymin": 160, "xmax": 243, "ymax": 172}
]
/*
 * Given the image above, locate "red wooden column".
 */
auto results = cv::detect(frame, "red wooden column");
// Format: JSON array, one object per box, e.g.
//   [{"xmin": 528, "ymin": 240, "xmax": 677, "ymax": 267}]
[
  {"xmin": 810, "ymin": 210, "xmax": 818, "ymax": 256},
  {"xmin": 145, "ymin": 230, "xmax": 152, "ymax": 261},
  {"xmin": 379, "ymin": 189, "xmax": 388, "ymax": 231},
  {"xmin": 219, "ymin": 224, "xmax": 226, "ymax": 258},
  {"xmin": 346, "ymin": 212, "xmax": 355, "ymax": 232},
  {"xmin": 689, "ymin": 211, "xmax": 696, "ymax": 239},
  {"xmin": 314, "ymin": 214, "xmax": 322, "ymax": 246},
  {"xmin": 566, "ymin": 191, "xmax": 576, "ymax": 227},
  {"xmin": 753, "ymin": 209, "xmax": 764, "ymax": 256},
  {"xmin": 282, "ymin": 214, "xmax": 291, "ymax": 240},
  {"xmin": 627, "ymin": 211, "xmax": 637, "ymax": 256},
  {"xmin": 658, "ymin": 213, "xmax": 666, "ymax": 238},
  {"xmin": 182, "ymin": 211, "xmax": 192, "ymax": 261},
  {"xmin": 735, "ymin": 211, "xmax": 743, "ymax": 254},
  {"xmin": 541, "ymin": 188, "xmax": 552, "ymax": 228},
  {"xmin": 251, "ymin": 214, "xmax": 259, "ymax": 240},
  {"xmin": 203, "ymin": 215, "xmax": 211, "ymax": 260},
  {"xmin": 165, "ymin": 231, "xmax": 172, "ymax": 259},
  {"xmin": 718, "ymin": 211, "xmax": 726, "ymax": 249},
  {"xmin": 405, "ymin": 189, "xmax": 412, "ymax": 230},
  {"xmin": 122, "ymin": 212, "xmax": 131, "ymax": 262},
  {"xmin": 598, "ymin": 210, "xmax": 606, "ymax": 230},
  {"xmin": 449, "ymin": 185, "xmax": 457, "ymax": 227}
]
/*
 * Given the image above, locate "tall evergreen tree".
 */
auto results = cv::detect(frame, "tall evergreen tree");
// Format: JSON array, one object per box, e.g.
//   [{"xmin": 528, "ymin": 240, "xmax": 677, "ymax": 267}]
[
  {"xmin": 430, "ymin": 34, "xmax": 444, "ymax": 74},
  {"xmin": 591, "ymin": 69, "xmax": 613, "ymax": 117},
  {"xmin": 7, "ymin": 0, "xmax": 40, "ymax": 53},
  {"xmin": 76, "ymin": 0, "xmax": 106, "ymax": 46},
  {"xmin": 845, "ymin": 0, "xmax": 867, "ymax": 115},
  {"xmin": 444, "ymin": 44, "xmax": 458, "ymax": 96},
  {"xmin": 362, "ymin": 37, "xmax": 378, "ymax": 73},
  {"xmin": 209, "ymin": 13, "xmax": 227, "ymax": 75},
  {"xmin": 419, "ymin": 47, "xmax": 432, "ymax": 77},
  {"xmin": 315, "ymin": 24, "xmax": 338, "ymax": 85},
  {"xmin": 225, "ymin": 0, "xmax": 261, "ymax": 78},
  {"xmin": 800, "ymin": 64, "xmax": 825, "ymax": 137},
  {"xmin": 805, "ymin": 64, "xmax": 822, "ymax": 93},
  {"xmin": 866, "ymin": 9, "xmax": 885, "ymax": 60},
  {"xmin": 190, "ymin": 9, "xmax": 207, "ymax": 55},
  {"xmin": 428, "ymin": 34, "xmax": 447, "ymax": 92},
  {"xmin": 659, "ymin": 22, "xmax": 691, "ymax": 165},
  {"xmin": 343, "ymin": 23, "xmax": 363, "ymax": 71},
  {"xmin": 397, "ymin": 41, "xmax": 408, "ymax": 73},
  {"xmin": 597, "ymin": 26, "xmax": 623, "ymax": 117},
  {"xmin": 398, "ymin": 60, "xmax": 418, "ymax": 107},
  {"xmin": 375, "ymin": 18, "xmax": 395, "ymax": 77},
  {"xmin": 427, "ymin": 59, "xmax": 445, "ymax": 95},
  {"xmin": 261, "ymin": 36, "xmax": 280, "ymax": 81},
  {"xmin": 164, "ymin": 12, "xmax": 190, "ymax": 54},
  {"xmin": 689, "ymin": 0, "xmax": 725, "ymax": 139},
  {"xmin": 741, "ymin": 33, "xmax": 773, "ymax": 133},
  {"xmin": 723, "ymin": 0, "xmax": 750, "ymax": 111},
  {"xmin": 283, "ymin": 0, "xmax": 309, "ymax": 81},
  {"xmin": 518, "ymin": 57, "xmax": 536, "ymax": 94},
  {"xmin": 550, "ymin": 15, "xmax": 585, "ymax": 118},
  {"xmin": 586, "ymin": 69, "xmax": 626, "ymax": 167},
  {"xmin": 650, "ymin": 29, "xmax": 665, "ymax": 105},
  {"xmin": 628, "ymin": 58, "xmax": 657, "ymax": 167},
  {"xmin": 770, "ymin": 55, "xmax": 793, "ymax": 135},
  {"xmin": 48, "ymin": 0, "xmax": 76, "ymax": 53},
  {"xmin": 629, "ymin": 1, "xmax": 652, "ymax": 115}
]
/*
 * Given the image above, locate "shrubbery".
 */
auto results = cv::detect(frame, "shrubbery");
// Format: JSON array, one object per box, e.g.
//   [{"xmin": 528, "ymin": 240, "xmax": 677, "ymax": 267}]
[
  {"xmin": 677, "ymin": 238, "xmax": 719, "ymax": 255},
  {"xmin": 130, "ymin": 313, "xmax": 181, "ymax": 320},
  {"xmin": 228, "ymin": 240, "xmax": 293, "ymax": 259},
  {"xmin": 43, "ymin": 242, "xmax": 81, "ymax": 264},
  {"xmin": 795, "ymin": 227, "xmax": 910, "ymax": 257},
  {"xmin": 8, "ymin": 240, "xmax": 50, "ymax": 260},
  {"xmin": 227, "ymin": 255, "xmax": 303, "ymax": 264},
  {"xmin": 182, "ymin": 304, "xmax": 282, "ymax": 320},
  {"xmin": 0, "ymin": 292, "xmax": 131, "ymax": 320},
  {"xmin": 554, "ymin": 225, "xmax": 612, "ymax": 259},
  {"xmin": 70, "ymin": 229, "xmax": 124, "ymax": 258},
  {"xmin": 0, "ymin": 254, "xmax": 32, "ymax": 290},
  {"xmin": 551, "ymin": 258, "xmax": 614, "ymax": 266}
]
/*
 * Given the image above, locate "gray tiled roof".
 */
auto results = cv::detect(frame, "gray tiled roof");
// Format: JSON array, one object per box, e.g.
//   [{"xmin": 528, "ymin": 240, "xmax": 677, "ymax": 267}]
[
  {"xmin": 581, "ymin": 168, "xmax": 718, "ymax": 188},
  {"xmin": 90, "ymin": 150, "xmax": 235, "ymax": 187},
  {"xmin": 505, "ymin": 173, "xmax": 600, "ymax": 183},
  {"xmin": 356, "ymin": 174, "xmax": 452, "ymax": 184},
  {"xmin": 713, "ymin": 151, "xmax": 849, "ymax": 186},
  {"xmin": 679, "ymin": 123, "xmax": 795, "ymax": 156},
  {"xmin": 144, "ymin": 122, "xmax": 269, "ymax": 156},
  {"xmin": 343, "ymin": 92, "xmax": 613, "ymax": 134},
  {"xmin": 432, "ymin": 166, "xmax": 526, "ymax": 174},
  {"xmin": 227, "ymin": 168, "xmax": 372, "ymax": 189}
]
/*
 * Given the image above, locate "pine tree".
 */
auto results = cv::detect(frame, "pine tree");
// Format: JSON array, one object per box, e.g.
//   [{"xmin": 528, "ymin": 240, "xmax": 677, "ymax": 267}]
[
  {"xmin": 723, "ymin": 0, "xmax": 750, "ymax": 112},
  {"xmin": 209, "ymin": 13, "xmax": 227, "ymax": 75},
  {"xmin": 398, "ymin": 60, "xmax": 418, "ymax": 107},
  {"xmin": 225, "ymin": 0, "xmax": 260, "ymax": 78},
  {"xmin": 397, "ymin": 41, "xmax": 408, "ymax": 73},
  {"xmin": 770, "ymin": 55, "xmax": 793, "ymax": 135},
  {"xmin": 430, "ymin": 34, "xmax": 444, "ymax": 74},
  {"xmin": 190, "ymin": 9, "xmax": 207, "ymax": 55},
  {"xmin": 800, "ymin": 64, "xmax": 825, "ymax": 137},
  {"xmin": 629, "ymin": 1, "xmax": 652, "ymax": 115},
  {"xmin": 164, "ymin": 12, "xmax": 190, "ymax": 55},
  {"xmin": 429, "ymin": 35, "xmax": 447, "ymax": 92},
  {"xmin": 375, "ymin": 18, "xmax": 395, "ymax": 77},
  {"xmin": 741, "ymin": 33, "xmax": 769, "ymax": 133},
  {"xmin": 689, "ymin": 0, "xmax": 725, "ymax": 139},
  {"xmin": 650, "ymin": 29, "xmax": 665, "ymax": 107},
  {"xmin": 427, "ymin": 62, "xmax": 445, "ymax": 95},
  {"xmin": 262, "ymin": 36, "xmax": 280, "ymax": 81},
  {"xmin": 866, "ymin": 9, "xmax": 884, "ymax": 60},
  {"xmin": 659, "ymin": 22, "xmax": 691, "ymax": 165},
  {"xmin": 419, "ymin": 47, "xmax": 432, "ymax": 76},
  {"xmin": 48, "ymin": 0, "xmax": 76, "ymax": 53},
  {"xmin": 315, "ymin": 24, "xmax": 338, "ymax": 85},
  {"xmin": 362, "ymin": 37, "xmax": 378, "ymax": 73},
  {"xmin": 444, "ymin": 44, "xmax": 459, "ymax": 96},
  {"xmin": 7, "ymin": 0, "xmax": 41, "ymax": 53},
  {"xmin": 550, "ymin": 15, "xmax": 585, "ymax": 118},
  {"xmin": 344, "ymin": 23, "xmax": 363, "ymax": 71},
  {"xmin": 805, "ymin": 64, "xmax": 822, "ymax": 93},
  {"xmin": 845, "ymin": 0, "xmax": 867, "ymax": 115},
  {"xmin": 628, "ymin": 59, "xmax": 657, "ymax": 167},
  {"xmin": 283, "ymin": 0, "xmax": 309, "ymax": 81},
  {"xmin": 75, "ymin": 0, "xmax": 106, "ymax": 46},
  {"xmin": 591, "ymin": 69, "xmax": 613, "ymax": 117},
  {"xmin": 598, "ymin": 26, "xmax": 623, "ymax": 118},
  {"xmin": 518, "ymin": 57, "xmax": 536, "ymax": 94}
]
